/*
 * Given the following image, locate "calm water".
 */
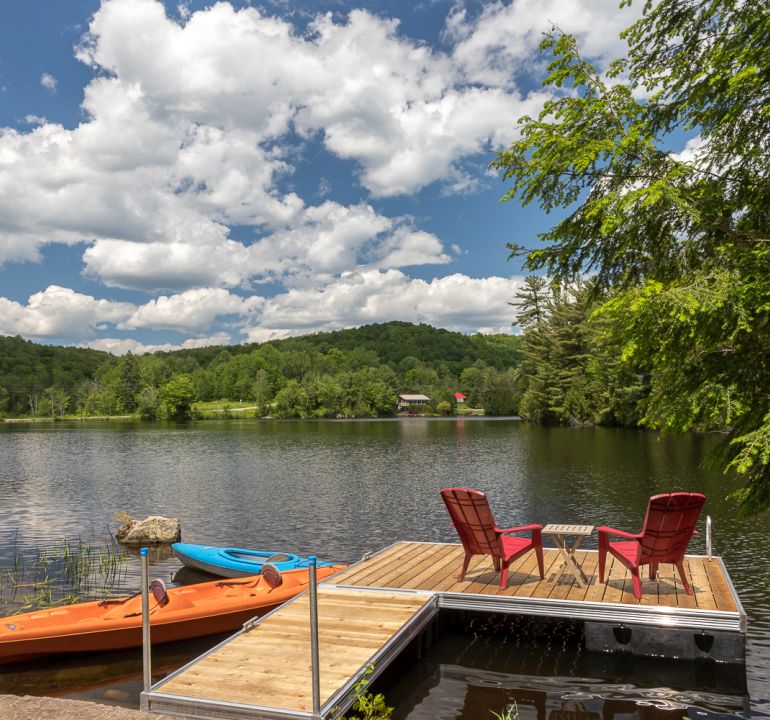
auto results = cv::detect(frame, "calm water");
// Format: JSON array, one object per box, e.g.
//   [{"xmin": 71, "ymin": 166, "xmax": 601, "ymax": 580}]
[{"xmin": 0, "ymin": 418, "xmax": 767, "ymax": 718}]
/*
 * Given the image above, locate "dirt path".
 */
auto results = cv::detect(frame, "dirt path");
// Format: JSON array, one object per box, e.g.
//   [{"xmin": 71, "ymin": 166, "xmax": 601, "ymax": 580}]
[{"xmin": 0, "ymin": 694, "xmax": 173, "ymax": 719}]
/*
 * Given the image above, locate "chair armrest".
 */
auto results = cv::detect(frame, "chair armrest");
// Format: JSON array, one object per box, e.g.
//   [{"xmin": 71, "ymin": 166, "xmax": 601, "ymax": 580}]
[
  {"xmin": 496, "ymin": 524, "xmax": 543, "ymax": 534},
  {"xmin": 596, "ymin": 526, "xmax": 642, "ymax": 539}
]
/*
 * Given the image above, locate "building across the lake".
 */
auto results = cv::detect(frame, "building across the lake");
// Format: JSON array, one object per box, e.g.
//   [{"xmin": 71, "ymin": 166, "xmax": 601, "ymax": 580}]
[
  {"xmin": 397, "ymin": 394, "xmax": 430, "ymax": 412},
  {"xmin": 454, "ymin": 392, "xmax": 466, "ymax": 403}
]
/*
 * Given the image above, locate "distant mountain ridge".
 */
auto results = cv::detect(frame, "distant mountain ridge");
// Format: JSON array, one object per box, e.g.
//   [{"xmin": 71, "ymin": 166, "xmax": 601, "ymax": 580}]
[
  {"xmin": 161, "ymin": 321, "xmax": 522, "ymax": 371},
  {"xmin": 0, "ymin": 323, "xmax": 521, "ymax": 418}
]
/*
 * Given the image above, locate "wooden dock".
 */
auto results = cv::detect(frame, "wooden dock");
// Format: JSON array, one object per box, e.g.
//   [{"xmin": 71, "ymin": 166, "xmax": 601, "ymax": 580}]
[
  {"xmin": 328, "ymin": 542, "xmax": 743, "ymax": 623},
  {"xmin": 143, "ymin": 542, "xmax": 746, "ymax": 720}
]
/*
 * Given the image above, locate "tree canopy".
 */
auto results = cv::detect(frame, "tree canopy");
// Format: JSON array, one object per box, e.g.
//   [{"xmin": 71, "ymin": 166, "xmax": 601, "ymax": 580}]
[
  {"xmin": 0, "ymin": 323, "xmax": 523, "ymax": 420},
  {"xmin": 493, "ymin": 0, "xmax": 770, "ymax": 514}
]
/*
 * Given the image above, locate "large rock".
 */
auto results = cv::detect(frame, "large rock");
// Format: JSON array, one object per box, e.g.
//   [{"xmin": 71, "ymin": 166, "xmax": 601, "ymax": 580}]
[{"xmin": 116, "ymin": 515, "xmax": 181, "ymax": 545}]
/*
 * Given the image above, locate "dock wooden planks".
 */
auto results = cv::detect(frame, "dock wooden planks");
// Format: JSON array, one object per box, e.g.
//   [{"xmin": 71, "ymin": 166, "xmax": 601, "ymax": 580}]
[
  {"xmin": 327, "ymin": 541, "xmax": 738, "ymax": 613},
  {"xmin": 158, "ymin": 586, "xmax": 432, "ymax": 712}
]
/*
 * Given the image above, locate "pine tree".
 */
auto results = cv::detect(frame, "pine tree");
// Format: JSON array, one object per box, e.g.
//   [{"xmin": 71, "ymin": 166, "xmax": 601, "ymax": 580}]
[
  {"xmin": 510, "ymin": 276, "xmax": 549, "ymax": 331},
  {"xmin": 117, "ymin": 352, "xmax": 141, "ymax": 414}
]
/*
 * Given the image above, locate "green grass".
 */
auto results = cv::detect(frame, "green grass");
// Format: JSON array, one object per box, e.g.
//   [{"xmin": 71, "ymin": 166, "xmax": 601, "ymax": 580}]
[
  {"xmin": 456, "ymin": 405, "xmax": 485, "ymax": 416},
  {"xmin": 193, "ymin": 400, "xmax": 264, "ymax": 419}
]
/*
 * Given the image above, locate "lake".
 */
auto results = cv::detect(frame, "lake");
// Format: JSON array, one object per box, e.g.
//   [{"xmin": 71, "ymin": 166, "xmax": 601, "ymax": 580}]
[{"xmin": 0, "ymin": 418, "xmax": 767, "ymax": 718}]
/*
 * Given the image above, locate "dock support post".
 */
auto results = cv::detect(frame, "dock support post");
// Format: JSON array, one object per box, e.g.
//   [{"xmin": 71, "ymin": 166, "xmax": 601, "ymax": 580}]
[
  {"xmin": 309, "ymin": 555, "xmax": 321, "ymax": 718},
  {"xmin": 706, "ymin": 516, "xmax": 713, "ymax": 560},
  {"xmin": 140, "ymin": 547, "xmax": 151, "ymax": 710}
]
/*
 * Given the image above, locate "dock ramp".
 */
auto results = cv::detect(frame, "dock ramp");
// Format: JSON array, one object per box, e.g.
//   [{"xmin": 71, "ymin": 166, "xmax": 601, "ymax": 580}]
[{"xmin": 143, "ymin": 585, "xmax": 436, "ymax": 719}]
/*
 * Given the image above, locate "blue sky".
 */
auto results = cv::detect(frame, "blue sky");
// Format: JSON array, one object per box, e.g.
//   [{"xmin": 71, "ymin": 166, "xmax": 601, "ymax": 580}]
[{"xmin": 0, "ymin": 0, "xmax": 642, "ymax": 354}]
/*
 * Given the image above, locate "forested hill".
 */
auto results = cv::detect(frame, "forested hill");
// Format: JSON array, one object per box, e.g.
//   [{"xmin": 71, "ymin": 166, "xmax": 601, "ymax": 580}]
[
  {"xmin": 0, "ymin": 336, "xmax": 110, "ymax": 416},
  {"xmin": 0, "ymin": 323, "xmax": 522, "ymax": 419},
  {"xmin": 282, "ymin": 322, "xmax": 521, "ymax": 368},
  {"xmin": 166, "ymin": 322, "xmax": 522, "ymax": 372}
]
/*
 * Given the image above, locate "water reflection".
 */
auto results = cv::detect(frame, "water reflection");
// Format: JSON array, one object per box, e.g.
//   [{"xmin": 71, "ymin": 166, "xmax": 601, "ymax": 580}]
[
  {"xmin": 0, "ymin": 633, "xmax": 229, "ymax": 699},
  {"xmin": 387, "ymin": 612, "xmax": 751, "ymax": 720},
  {"xmin": 393, "ymin": 666, "xmax": 750, "ymax": 720}
]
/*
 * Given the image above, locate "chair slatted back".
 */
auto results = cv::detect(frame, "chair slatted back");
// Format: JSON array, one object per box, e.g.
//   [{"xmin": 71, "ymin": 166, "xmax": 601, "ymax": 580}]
[
  {"xmin": 638, "ymin": 492, "xmax": 706, "ymax": 564},
  {"xmin": 440, "ymin": 488, "xmax": 504, "ymax": 558}
]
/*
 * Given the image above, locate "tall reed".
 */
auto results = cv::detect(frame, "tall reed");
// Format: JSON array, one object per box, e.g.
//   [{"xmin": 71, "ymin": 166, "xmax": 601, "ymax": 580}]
[{"xmin": 0, "ymin": 531, "xmax": 129, "ymax": 614}]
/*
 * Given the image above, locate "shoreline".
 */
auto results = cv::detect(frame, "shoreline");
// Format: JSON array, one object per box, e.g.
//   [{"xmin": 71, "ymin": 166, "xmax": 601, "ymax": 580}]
[
  {"xmin": 1, "ymin": 415, "xmax": 136, "ymax": 424},
  {"xmin": 0, "ymin": 694, "xmax": 172, "ymax": 720},
  {"xmin": 1, "ymin": 411, "xmax": 488, "ymax": 423}
]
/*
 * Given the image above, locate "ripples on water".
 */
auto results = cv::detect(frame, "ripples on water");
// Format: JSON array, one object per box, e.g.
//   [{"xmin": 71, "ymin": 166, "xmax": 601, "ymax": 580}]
[{"xmin": 0, "ymin": 418, "xmax": 767, "ymax": 718}]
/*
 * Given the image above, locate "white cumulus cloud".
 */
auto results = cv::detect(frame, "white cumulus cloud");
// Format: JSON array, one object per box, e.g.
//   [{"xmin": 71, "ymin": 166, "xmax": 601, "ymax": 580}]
[
  {"xmin": 83, "ymin": 333, "xmax": 233, "ymax": 356},
  {"xmin": 83, "ymin": 238, "xmax": 251, "ymax": 291},
  {"xmin": 0, "ymin": 286, "xmax": 264, "ymax": 340},
  {"xmin": 449, "ymin": 0, "xmax": 642, "ymax": 87},
  {"xmin": 40, "ymin": 73, "xmax": 57, "ymax": 92},
  {"xmin": 244, "ymin": 270, "xmax": 525, "ymax": 339},
  {"xmin": 121, "ymin": 287, "xmax": 263, "ymax": 333},
  {"xmin": 0, "ymin": 286, "xmax": 134, "ymax": 339}
]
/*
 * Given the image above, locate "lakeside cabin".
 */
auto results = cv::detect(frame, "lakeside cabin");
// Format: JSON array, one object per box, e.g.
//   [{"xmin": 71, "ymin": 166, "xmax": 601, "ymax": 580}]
[
  {"xmin": 454, "ymin": 392, "xmax": 466, "ymax": 403},
  {"xmin": 397, "ymin": 394, "xmax": 430, "ymax": 413}
]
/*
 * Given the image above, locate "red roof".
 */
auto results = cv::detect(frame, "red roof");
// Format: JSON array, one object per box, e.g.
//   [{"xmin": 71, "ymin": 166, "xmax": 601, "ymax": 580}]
[{"xmin": 454, "ymin": 393, "xmax": 466, "ymax": 399}]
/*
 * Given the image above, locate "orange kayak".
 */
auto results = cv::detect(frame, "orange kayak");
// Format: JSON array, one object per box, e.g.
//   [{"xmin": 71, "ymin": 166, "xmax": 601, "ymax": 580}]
[{"xmin": 0, "ymin": 564, "xmax": 345, "ymax": 663}]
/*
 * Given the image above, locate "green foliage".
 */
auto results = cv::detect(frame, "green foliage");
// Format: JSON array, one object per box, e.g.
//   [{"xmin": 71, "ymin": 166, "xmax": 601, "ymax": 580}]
[
  {"xmin": 512, "ymin": 280, "xmax": 642, "ymax": 426},
  {"xmin": 510, "ymin": 276, "xmax": 549, "ymax": 328},
  {"xmin": 597, "ymin": 271, "xmax": 770, "ymax": 513},
  {"xmin": 491, "ymin": 702, "xmax": 520, "ymax": 720},
  {"xmin": 341, "ymin": 665, "xmax": 393, "ymax": 720},
  {"xmin": 479, "ymin": 367, "xmax": 518, "ymax": 416},
  {"xmin": 137, "ymin": 386, "xmax": 161, "ymax": 420},
  {"xmin": 159, "ymin": 374, "xmax": 197, "ymax": 421},
  {"xmin": 261, "ymin": 321, "xmax": 523, "ymax": 373},
  {"xmin": 75, "ymin": 379, "xmax": 112, "ymax": 417},
  {"xmin": 493, "ymin": 1, "xmax": 770, "ymax": 513},
  {"xmin": 39, "ymin": 387, "xmax": 71, "ymax": 418},
  {"xmin": 344, "ymin": 690, "xmax": 393, "ymax": 720},
  {"xmin": 0, "ymin": 386, "xmax": 8, "ymax": 417},
  {"xmin": 253, "ymin": 368, "xmax": 274, "ymax": 416},
  {"xmin": 116, "ymin": 352, "xmax": 141, "ymax": 413},
  {"xmin": 0, "ymin": 336, "xmax": 110, "ymax": 417},
  {"xmin": 274, "ymin": 380, "xmax": 306, "ymax": 419}
]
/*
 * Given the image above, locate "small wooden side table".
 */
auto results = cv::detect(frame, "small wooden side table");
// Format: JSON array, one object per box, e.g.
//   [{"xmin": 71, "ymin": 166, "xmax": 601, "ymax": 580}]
[{"xmin": 542, "ymin": 524, "xmax": 594, "ymax": 587}]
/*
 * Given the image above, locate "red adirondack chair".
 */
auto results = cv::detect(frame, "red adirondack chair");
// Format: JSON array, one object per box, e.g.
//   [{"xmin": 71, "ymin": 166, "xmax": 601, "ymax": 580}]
[
  {"xmin": 440, "ymin": 487, "xmax": 544, "ymax": 589},
  {"xmin": 597, "ymin": 492, "xmax": 706, "ymax": 600}
]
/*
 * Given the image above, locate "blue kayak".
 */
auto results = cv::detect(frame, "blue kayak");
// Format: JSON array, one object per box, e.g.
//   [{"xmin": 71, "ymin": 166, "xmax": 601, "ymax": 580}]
[{"xmin": 171, "ymin": 542, "xmax": 337, "ymax": 578}]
